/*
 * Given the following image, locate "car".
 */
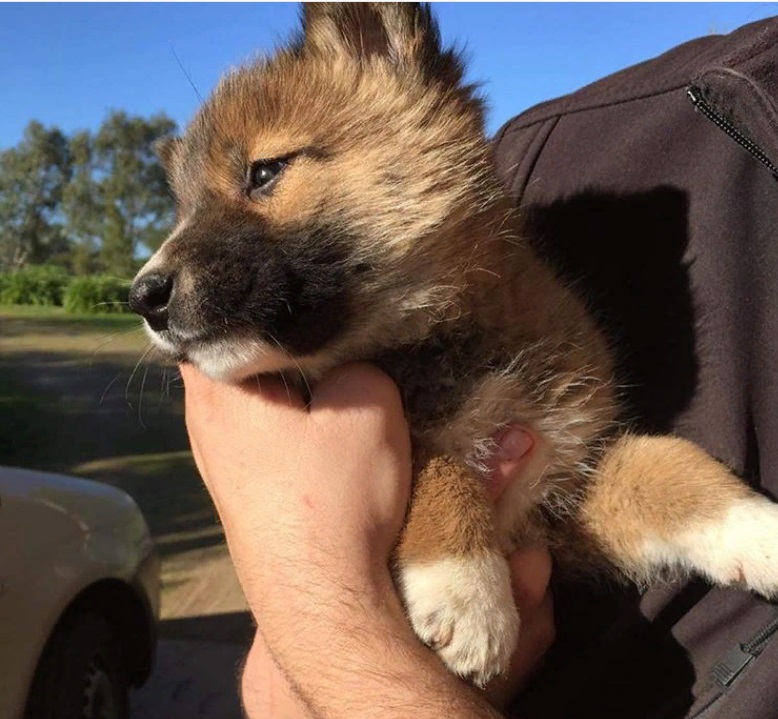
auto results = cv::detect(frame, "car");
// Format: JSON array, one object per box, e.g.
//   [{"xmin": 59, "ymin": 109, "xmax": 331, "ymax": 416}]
[{"xmin": 0, "ymin": 465, "xmax": 160, "ymax": 719}]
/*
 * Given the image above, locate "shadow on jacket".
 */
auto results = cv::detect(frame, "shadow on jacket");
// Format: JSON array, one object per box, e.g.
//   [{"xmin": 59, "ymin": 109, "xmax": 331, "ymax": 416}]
[{"xmin": 494, "ymin": 15, "xmax": 778, "ymax": 719}]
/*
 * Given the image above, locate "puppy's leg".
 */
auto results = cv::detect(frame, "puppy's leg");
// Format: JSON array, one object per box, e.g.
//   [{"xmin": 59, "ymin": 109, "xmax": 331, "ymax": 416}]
[
  {"xmin": 581, "ymin": 434, "xmax": 778, "ymax": 596},
  {"xmin": 395, "ymin": 455, "xmax": 519, "ymax": 686}
]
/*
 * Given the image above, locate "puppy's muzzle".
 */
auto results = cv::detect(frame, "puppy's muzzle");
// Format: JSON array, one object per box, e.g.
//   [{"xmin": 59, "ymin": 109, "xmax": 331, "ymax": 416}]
[{"xmin": 129, "ymin": 272, "xmax": 173, "ymax": 331}]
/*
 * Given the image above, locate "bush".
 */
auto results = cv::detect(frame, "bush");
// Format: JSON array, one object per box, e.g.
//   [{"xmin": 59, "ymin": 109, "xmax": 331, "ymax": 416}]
[
  {"xmin": 0, "ymin": 265, "xmax": 70, "ymax": 306},
  {"xmin": 63, "ymin": 276, "xmax": 132, "ymax": 314}
]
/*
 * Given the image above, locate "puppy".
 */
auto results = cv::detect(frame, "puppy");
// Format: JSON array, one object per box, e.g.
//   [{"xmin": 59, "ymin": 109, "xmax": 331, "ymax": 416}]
[{"xmin": 131, "ymin": 3, "xmax": 778, "ymax": 686}]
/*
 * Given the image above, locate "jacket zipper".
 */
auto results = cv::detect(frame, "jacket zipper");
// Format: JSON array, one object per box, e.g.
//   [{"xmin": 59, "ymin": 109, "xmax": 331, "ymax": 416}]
[
  {"xmin": 687, "ymin": 85, "xmax": 778, "ymax": 180},
  {"xmin": 688, "ymin": 610, "xmax": 778, "ymax": 718},
  {"xmin": 741, "ymin": 612, "xmax": 778, "ymax": 655},
  {"xmin": 708, "ymin": 614, "xmax": 778, "ymax": 689}
]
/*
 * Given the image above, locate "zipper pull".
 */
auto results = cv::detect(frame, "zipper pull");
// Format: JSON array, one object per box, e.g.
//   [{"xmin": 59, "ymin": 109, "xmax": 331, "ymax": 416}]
[
  {"xmin": 687, "ymin": 86, "xmax": 704, "ymax": 106},
  {"xmin": 711, "ymin": 645, "xmax": 755, "ymax": 687}
]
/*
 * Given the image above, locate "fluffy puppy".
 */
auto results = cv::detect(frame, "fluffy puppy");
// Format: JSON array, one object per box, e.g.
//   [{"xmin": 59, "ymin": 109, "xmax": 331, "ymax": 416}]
[{"xmin": 130, "ymin": 3, "xmax": 778, "ymax": 685}]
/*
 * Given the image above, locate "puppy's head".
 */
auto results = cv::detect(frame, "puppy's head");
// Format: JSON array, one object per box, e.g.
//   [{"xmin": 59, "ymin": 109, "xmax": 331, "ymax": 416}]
[{"xmin": 131, "ymin": 2, "xmax": 499, "ymax": 381}]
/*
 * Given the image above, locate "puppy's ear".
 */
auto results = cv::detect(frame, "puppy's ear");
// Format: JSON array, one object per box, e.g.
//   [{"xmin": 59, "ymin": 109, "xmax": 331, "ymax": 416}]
[
  {"xmin": 299, "ymin": 2, "xmax": 463, "ymax": 87},
  {"xmin": 154, "ymin": 135, "xmax": 181, "ymax": 175}
]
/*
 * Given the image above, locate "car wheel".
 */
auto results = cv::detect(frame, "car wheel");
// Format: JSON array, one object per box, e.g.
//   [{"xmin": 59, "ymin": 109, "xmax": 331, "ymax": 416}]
[{"xmin": 24, "ymin": 611, "xmax": 129, "ymax": 719}]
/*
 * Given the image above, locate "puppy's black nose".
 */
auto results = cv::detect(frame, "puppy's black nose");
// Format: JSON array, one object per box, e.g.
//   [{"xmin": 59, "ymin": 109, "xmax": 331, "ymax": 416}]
[{"xmin": 129, "ymin": 272, "xmax": 173, "ymax": 331}]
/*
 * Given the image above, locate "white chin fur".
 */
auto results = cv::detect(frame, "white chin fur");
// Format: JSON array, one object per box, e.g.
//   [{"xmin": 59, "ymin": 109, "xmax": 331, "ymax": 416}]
[
  {"xmin": 187, "ymin": 338, "xmax": 293, "ymax": 381},
  {"xmin": 144, "ymin": 323, "xmax": 292, "ymax": 382}
]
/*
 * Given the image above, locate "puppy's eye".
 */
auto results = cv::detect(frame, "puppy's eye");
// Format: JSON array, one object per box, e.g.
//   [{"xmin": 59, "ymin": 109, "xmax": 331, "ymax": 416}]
[{"xmin": 247, "ymin": 159, "xmax": 286, "ymax": 198}]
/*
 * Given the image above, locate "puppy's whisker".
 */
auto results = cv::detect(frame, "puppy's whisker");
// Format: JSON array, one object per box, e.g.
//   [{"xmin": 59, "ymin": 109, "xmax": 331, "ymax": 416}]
[
  {"xmin": 277, "ymin": 368, "xmax": 293, "ymax": 404},
  {"xmin": 125, "ymin": 344, "xmax": 155, "ymax": 408},
  {"xmin": 91, "ymin": 301, "xmax": 131, "ymax": 309},
  {"xmin": 159, "ymin": 366, "xmax": 169, "ymax": 405},
  {"xmin": 99, "ymin": 369, "xmax": 124, "ymax": 408},
  {"xmin": 90, "ymin": 324, "xmax": 145, "ymax": 358},
  {"xmin": 170, "ymin": 43, "xmax": 204, "ymax": 105},
  {"xmin": 267, "ymin": 332, "xmax": 311, "ymax": 401},
  {"xmin": 137, "ymin": 362, "xmax": 151, "ymax": 428}
]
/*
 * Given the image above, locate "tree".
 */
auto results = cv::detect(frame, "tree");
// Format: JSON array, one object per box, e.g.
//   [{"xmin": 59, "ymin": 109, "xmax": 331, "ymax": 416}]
[
  {"xmin": 0, "ymin": 121, "xmax": 72, "ymax": 271},
  {"xmin": 94, "ymin": 111, "xmax": 177, "ymax": 276},
  {"xmin": 62, "ymin": 130, "xmax": 101, "ymax": 275},
  {"xmin": 63, "ymin": 112, "xmax": 177, "ymax": 277}
]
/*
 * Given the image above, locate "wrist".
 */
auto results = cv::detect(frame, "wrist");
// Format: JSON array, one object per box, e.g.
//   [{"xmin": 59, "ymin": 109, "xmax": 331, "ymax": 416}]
[
  {"xmin": 252, "ymin": 586, "xmax": 501, "ymax": 719},
  {"xmin": 260, "ymin": 567, "xmax": 407, "ymax": 662}
]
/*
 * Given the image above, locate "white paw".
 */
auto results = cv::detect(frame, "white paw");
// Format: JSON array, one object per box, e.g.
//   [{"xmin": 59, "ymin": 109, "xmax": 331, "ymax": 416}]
[
  {"xmin": 398, "ymin": 552, "xmax": 519, "ymax": 686},
  {"xmin": 643, "ymin": 496, "xmax": 778, "ymax": 597}
]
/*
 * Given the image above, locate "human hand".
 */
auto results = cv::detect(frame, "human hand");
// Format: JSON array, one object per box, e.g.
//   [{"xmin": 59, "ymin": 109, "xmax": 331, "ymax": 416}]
[
  {"xmin": 182, "ymin": 362, "xmax": 418, "ymax": 717},
  {"xmin": 181, "ymin": 363, "xmax": 554, "ymax": 717}
]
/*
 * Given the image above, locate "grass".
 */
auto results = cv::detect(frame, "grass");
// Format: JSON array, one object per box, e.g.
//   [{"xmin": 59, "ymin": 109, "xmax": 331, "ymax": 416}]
[
  {"xmin": 0, "ymin": 304, "xmax": 146, "ymax": 354},
  {"xmin": 0, "ymin": 303, "xmax": 141, "ymax": 332},
  {"xmin": 0, "ymin": 305, "xmax": 239, "ymax": 614}
]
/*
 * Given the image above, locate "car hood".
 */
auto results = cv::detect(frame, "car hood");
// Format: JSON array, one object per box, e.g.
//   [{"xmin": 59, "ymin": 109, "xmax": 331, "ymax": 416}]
[{"xmin": 0, "ymin": 465, "xmax": 150, "ymax": 549}]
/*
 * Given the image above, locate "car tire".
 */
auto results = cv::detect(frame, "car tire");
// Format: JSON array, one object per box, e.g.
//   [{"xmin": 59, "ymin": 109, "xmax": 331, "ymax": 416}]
[{"xmin": 24, "ymin": 610, "xmax": 129, "ymax": 719}]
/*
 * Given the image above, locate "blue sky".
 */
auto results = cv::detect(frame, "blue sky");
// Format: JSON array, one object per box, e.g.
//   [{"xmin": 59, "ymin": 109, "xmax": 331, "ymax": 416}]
[{"xmin": 1, "ymin": 2, "xmax": 776, "ymax": 149}]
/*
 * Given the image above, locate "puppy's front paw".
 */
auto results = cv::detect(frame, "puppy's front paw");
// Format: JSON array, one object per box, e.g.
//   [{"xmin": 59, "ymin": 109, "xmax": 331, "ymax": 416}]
[
  {"xmin": 644, "ymin": 496, "xmax": 778, "ymax": 598},
  {"xmin": 399, "ymin": 552, "xmax": 519, "ymax": 687},
  {"xmin": 693, "ymin": 497, "xmax": 778, "ymax": 597}
]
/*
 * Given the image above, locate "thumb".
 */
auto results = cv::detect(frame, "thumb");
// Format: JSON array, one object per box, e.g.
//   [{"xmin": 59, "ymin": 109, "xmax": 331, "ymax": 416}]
[
  {"xmin": 310, "ymin": 363, "xmax": 409, "ymax": 448},
  {"xmin": 311, "ymin": 362, "xmax": 405, "ymax": 414}
]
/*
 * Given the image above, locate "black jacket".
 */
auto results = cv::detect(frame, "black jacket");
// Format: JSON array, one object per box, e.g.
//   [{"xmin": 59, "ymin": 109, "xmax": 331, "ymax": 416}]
[{"xmin": 494, "ymin": 16, "xmax": 778, "ymax": 719}]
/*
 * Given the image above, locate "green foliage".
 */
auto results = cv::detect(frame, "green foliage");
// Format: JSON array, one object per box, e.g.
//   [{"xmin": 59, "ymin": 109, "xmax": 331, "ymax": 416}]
[
  {"xmin": 0, "ymin": 121, "xmax": 72, "ymax": 271},
  {"xmin": 0, "ymin": 265, "xmax": 70, "ymax": 306},
  {"xmin": 0, "ymin": 266, "xmax": 132, "ymax": 314},
  {"xmin": 64, "ymin": 111, "xmax": 177, "ymax": 277},
  {"xmin": 62, "ymin": 275, "xmax": 131, "ymax": 314}
]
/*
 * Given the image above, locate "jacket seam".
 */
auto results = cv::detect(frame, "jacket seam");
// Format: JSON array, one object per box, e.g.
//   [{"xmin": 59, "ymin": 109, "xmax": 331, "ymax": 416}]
[
  {"xmin": 511, "ymin": 116, "xmax": 560, "ymax": 200},
  {"xmin": 506, "ymin": 82, "xmax": 691, "ymax": 133}
]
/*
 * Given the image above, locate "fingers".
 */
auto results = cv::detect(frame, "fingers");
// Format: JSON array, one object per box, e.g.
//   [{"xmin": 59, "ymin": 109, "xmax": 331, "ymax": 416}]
[
  {"xmin": 508, "ymin": 546, "xmax": 553, "ymax": 612},
  {"xmin": 487, "ymin": 589, "xmax": 555, "ymax": 708},
  {"xmin": 310, "ymin": 362, "xmax": 408, "ymax": 438},
  {"xmin": 312, "ymin": 362, "xmax": 403, "ymax": 410},
  {"xmin": 179, "ymin": 362, "xmax": 309, "ymax": 511},
  {"xmin": 308, "ymin": 365, "xmax": 412, "ymax": 491},
  {"xmin": 483, "ymin": 547, "xmax": 555, "ymax": 709},
  {"xmin": 180, "ymin": 361, "xmax": 403, "ymax": 422},
  {"xmin": 180, "ymin": 361, "xmax": 306, "ymax": 411}
]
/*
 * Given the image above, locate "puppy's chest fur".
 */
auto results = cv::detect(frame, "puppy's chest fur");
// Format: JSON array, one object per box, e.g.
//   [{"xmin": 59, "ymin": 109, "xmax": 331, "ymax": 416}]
[
  {"xmin": 373, "ymin": 310, "xmax": 618, "ymax": 523},
  {"xmin": 373, "ymin": 325, "xmax": 505, "ymax": 434}
]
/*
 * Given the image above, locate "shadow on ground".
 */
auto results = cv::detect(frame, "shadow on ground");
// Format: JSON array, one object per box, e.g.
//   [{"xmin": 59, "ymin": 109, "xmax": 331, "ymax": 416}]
[
  {"xmin": 128, "ymin": 612, "xmax": 253, "ymax": 719},
  {"xmin": 160, "ymin": 611, "xmax": 255, "ymax": 645}
]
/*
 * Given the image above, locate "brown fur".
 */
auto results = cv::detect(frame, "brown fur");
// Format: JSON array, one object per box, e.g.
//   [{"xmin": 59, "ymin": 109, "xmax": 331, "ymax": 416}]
[
  {"xmin": 400, "ymin": 455, "xmax": 496, "ymax": 562},
  {"xmin": 132, "ymin": 2, "xmax": 778, "ymax": 683},
  {"xmin": 576, "ymin": 435, "xmax": 753, "ymax": 579}
]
